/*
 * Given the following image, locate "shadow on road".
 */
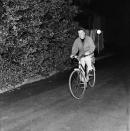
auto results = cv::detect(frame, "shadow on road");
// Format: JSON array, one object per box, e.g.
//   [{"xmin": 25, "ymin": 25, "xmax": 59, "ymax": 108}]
[{"xmin": 0, "ymin": 69, "xmax": 72, "ymax": 104}]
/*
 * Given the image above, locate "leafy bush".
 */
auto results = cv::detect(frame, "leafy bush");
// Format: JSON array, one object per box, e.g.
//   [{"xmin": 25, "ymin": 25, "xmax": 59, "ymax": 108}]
[{"xmin": 0, "ymin": 0, "xmax": 79, "ymax": 89}]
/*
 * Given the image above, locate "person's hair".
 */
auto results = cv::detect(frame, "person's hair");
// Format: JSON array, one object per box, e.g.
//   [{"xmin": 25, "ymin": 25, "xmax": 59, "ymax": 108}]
[
  {"xmin": 78, "ymin": 27, "xmax": 86, "ymax": 33},
  {"xmin": 78, "ymin": 27, "xmax": 90, "ymax": 36}
]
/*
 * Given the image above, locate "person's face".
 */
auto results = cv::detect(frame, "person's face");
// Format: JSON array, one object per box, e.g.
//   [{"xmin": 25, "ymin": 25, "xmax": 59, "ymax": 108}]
[{"xmin": 78, "ymin": 30, "xmax": 85, "ymax": 39}]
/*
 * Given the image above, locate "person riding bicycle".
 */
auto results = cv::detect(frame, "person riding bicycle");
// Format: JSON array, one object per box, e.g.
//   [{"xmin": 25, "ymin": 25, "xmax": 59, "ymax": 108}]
[{"xmin": 70, "ymin": 28, "xmax": 95, "ymax": 79}]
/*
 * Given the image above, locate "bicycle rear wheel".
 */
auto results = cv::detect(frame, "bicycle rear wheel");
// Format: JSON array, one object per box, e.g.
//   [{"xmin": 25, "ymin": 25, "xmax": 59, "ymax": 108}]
[
  {"xmin": 69, "ymin": 69, "xmax": 86, "ymax": 99},
  {"xmin": 88, "ymin": 69, "xmax": 95, "ymax": 87}
]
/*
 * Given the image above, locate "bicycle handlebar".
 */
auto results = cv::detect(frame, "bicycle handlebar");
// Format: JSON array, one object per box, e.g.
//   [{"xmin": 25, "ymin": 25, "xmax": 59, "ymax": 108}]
[{"xmin": 71, "ymin": 53, "xmax": 94, "ymax": 60}]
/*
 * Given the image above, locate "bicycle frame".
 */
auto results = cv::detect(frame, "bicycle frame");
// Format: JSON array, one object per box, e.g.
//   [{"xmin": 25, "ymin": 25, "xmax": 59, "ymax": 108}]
[{"xmin": 78, "ymin": 62, "xmax": 86, "ymax": 75}]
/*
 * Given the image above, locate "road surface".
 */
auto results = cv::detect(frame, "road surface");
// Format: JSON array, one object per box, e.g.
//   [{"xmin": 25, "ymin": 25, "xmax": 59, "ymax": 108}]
[{"xmin": 0, "ymin": 54, "xmax": 129, "ymax": 131}]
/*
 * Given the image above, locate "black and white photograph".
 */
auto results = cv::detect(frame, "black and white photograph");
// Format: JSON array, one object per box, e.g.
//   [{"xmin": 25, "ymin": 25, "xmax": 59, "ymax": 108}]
[{"xmin": 0, "ymin": 0, "xmax": 129, "ymax": 130}]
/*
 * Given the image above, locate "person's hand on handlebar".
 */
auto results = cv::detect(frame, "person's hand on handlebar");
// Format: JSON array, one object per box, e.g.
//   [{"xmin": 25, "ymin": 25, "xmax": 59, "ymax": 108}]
[
  {"xmin": 70, "ymin": 55, "xmax": 79, "ymax": 60},
  {"xmin": 70, "ymin": 55, "xmax": 74, "ymax": 58}
]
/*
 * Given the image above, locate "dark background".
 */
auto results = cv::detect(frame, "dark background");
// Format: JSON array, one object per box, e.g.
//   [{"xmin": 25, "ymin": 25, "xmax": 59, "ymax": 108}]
[{"xmin": 73, "ymin": 0, "xmax": 129, "ymax": 54}]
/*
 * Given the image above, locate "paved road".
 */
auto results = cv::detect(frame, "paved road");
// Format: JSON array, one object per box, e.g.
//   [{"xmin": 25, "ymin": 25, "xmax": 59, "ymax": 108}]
[{"xmin": 0, "ymin": 54, "xmax": 129, "ymax": 131}]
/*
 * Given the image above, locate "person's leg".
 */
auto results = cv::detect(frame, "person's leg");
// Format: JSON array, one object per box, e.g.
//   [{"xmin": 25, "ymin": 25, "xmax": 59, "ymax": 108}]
[
  {"xmin": 79, "ymin": 57, "xmax": 86, "ymax": 82},
  {"xmin": 79, "ymin": 57, "xmax": 86, "ymax": 72},
  {"xmin": 84, "ymin": 56, "xmax": 93, "ymax": 73}
]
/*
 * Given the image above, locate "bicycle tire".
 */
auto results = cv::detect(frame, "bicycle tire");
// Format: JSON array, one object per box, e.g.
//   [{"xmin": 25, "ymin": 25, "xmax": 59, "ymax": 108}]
[{"xmin": 69, "ymin": 69, "xmax": 86, "ymax": 99}]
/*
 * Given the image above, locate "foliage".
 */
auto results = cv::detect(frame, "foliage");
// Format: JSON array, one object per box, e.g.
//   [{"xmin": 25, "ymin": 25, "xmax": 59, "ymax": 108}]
[{"xmin": 0, "ymin": 0, "xmax": 79, "ymax": 88}]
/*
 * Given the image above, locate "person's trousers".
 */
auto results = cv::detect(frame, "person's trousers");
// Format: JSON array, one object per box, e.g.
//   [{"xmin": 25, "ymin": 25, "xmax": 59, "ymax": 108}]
[
  {"xmin": 79, "ymin": 55, "xmax": 93, "ymax": 73},
  {"xmin": 79, "ymin": 55, "xmax": 93, "ymax": 82}
]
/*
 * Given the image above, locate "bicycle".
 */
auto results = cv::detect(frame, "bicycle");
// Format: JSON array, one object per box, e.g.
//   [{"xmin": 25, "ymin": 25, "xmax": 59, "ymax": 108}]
[{"xmin": 69, "ymin": 54, "xmax": 96, "ymax": 99}]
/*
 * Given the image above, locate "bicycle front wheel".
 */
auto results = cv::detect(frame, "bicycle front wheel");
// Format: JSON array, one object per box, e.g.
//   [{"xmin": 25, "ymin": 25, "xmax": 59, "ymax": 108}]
[{"xmin": 69, "ymin": 69, "xmax": 86, "ymax": 99}]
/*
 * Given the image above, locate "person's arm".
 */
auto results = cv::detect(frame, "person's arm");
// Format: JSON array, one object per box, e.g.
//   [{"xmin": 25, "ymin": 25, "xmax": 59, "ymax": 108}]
[{"xmin": 70, "ymin": 39, "xmax": 79, "ymax": 57}]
